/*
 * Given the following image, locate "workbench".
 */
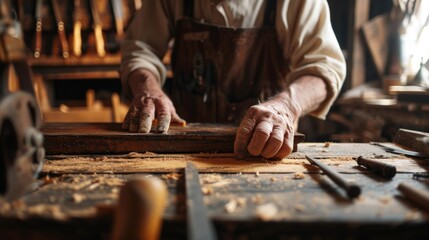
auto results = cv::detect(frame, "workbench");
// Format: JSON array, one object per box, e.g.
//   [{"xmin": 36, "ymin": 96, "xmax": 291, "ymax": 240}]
[{"xmin": 1, "ymin": 124, "xmax": 429, "ymax": 239}]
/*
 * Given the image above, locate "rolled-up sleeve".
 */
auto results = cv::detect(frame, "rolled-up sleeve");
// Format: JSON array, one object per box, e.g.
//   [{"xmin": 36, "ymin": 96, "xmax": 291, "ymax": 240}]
[
  {"xmin": 120, "ymin": 0, "xmax": 178, "ymax": 97},
  {"xmin": 278, "ymin": 0, "xmax": 346, "ymax": 119}
]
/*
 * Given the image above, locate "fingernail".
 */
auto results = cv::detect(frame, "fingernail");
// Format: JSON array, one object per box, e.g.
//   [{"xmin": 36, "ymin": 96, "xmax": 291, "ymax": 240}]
[
  {"xmin": 139, "ymin": 127, "xmax": 149, "ymax": 133},
  {"xmin": 157, "ymin": 126, "xmax": 165, "ymax": 133}
]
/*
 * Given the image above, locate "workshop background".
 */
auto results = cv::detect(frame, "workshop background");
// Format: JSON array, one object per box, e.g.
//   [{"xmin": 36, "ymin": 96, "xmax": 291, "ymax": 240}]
[{"xmin": 6, "ymin": 0, "xmax": 428, "ymax": 142}]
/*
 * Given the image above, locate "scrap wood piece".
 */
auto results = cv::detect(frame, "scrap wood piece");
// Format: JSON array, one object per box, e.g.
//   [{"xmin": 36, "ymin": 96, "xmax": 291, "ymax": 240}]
[
  {"xmin": 42, "ymin": 123, "xmax": 304, "ymax": 155},
  {"xmin": 393, "ymin": 128, "xmax": 429, "ymax": 155}
]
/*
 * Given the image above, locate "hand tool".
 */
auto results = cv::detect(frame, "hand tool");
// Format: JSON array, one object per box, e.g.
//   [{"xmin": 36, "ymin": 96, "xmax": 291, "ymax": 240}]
[
  {"xmin": 51, "ymin": 0, "xmax": 69, "ymax": 58},
  {"xmin": 111, "ymin": 0, "xmax": 124, "ymax": 39},
  {"xmin": 370, "ymin": 142, "xmax": 429, "ymax": 159},
  {"xmin": 412, "ymin": 172, "xmax": 429, "ymax": 180},
  {"xmin": 185, "ymin": 162, "xmax": 217, "ymax": 240},
  {"xmin": 33, "ymin": 0, "xmax": 43, "ymax": 58},
  {"xmin": 305, "ymin": 156, "xmax": 361, "ymax": 199},
  {"xmin": 356, "ymin": 156, "xmax": 397, "ymax": 179},
  {"xmin": 89, "ymin": 0, "xmax": 106, "ymax": 57},
  {"xmin": 397, "ymin": 182, "xmax": 429, "ymax": 211},
  {"xmin": 72, "ymin": 0, "xmax": 84, "ymax": 56},
  {"xmin": 0, "ymin": 0, "xmax": 44, "ymax": 201},
  {"xmin": 111, "ymin": 177, "xmax": 167, "ymax": 240}
]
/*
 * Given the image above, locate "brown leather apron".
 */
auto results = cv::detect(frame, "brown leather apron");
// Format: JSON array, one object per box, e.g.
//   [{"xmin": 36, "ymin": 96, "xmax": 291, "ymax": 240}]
[{"xmin": 171, "ymin": 0, "xmax": 289, "ymax": 124}]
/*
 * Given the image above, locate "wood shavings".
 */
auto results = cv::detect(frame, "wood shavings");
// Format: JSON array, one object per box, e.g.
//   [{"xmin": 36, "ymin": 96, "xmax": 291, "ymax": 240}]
[
  {"xmin": 42, "ymin": 175, "xmax": 58, "ymax": 185},
  {"xmin": 405, "ymin": 210, "xmax": 420, "ymax": 220},
  {"xmin": 295, "ymin": 204, "xmax": 305, "ymax": 212},
  {"xmin": 201, "ymin": 174, "xmax": 223, "ymax": 184},
  {"xmin": 255, "ymin": 171, "xmax": 260, "ymax": 177},
  {"xmin": 324, "ymin": 142, "xmax": 331, "ymax": 148},
  {"xmin": 202, "ymin": 187, "xmax": 213, "ymax": 195},
  {"xmin": 71, "ymin": 193, "xmax": 85, "ymax": 203},
  {"xmin": 93, "ymin": 156, "xmax": 108, "ymax": 161},
  {"xmin": 378, "ymin": 196, "xmax": 391, "ymax": 204},
  {"xmin": 161, "ymin": 173, "xmax": 182, "ymax": 181},
  {"xmin": 87, "ymin": 183, "xmax": 100, "ymax": 190},
  {"xmin": 224, "ymin": 200, "xmax": 238, "ymax": 213},
  {"xmin": 26, "ymin": 204, "xmax": 67, "ymax": 220},
  {"xmin": 270, "ymin": 177, "xmax": 277, "ymax": 182},
  {"xmin": 236, "ymin": 197, "xmax": 246, "ymax": 207},
  {"xmin": 256, "ymin": 203, "xmax": 278, "ymax": 221},
  {"xmin": 293, "ymin": 172, "xmax": 305, "ymax": 179},
  {"xmin": 252, "ymin": 194, "xmax": 263, "ymax": 204}
]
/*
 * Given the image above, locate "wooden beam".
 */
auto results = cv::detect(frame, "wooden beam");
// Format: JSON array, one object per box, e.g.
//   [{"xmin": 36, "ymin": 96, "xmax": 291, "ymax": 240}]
[
  {"xmin": 42, "ymin": 123, "xmax": 305, "ymax": 155},
  {"xmin": 346, "ymin": 0, "xmax": 370, "ymax": 90}
]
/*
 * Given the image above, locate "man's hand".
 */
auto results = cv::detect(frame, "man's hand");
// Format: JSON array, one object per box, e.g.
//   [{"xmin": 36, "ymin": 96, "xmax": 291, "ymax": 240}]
[
  {"xmin": 234, "ymin": 97, "xmax": 301, "ymax": 159},
  {"xmin": 122, "ymin": 69, "xmax": 185, "ymax": 133},
  {"xmin": 234, "ymin": 76, "xmax": 328, "ymax": 159}
]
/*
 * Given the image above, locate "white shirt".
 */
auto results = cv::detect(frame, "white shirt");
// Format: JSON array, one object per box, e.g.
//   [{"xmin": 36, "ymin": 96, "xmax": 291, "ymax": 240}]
[{"xmin": 120, "ymin": 0, "xmax": 346, "ymax": 118}]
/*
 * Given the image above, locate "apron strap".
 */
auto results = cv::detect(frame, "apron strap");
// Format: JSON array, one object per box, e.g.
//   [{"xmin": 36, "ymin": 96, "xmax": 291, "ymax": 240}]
[
  {"xmin": 263, "ymin": 0, "xmax": 278, "ymax": 27},
  {"xmin": 182, "ymin": 0, "xmax": 277, "ymax": 26}
]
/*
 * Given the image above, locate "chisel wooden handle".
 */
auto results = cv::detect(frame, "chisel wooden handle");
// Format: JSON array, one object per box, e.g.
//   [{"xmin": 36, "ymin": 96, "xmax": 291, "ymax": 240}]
[{"xmin": 111, "ymin": 177, "xmax": 168, "ymax": 240}]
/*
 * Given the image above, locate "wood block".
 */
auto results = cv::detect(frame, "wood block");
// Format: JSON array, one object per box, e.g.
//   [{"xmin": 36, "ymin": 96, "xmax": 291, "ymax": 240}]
[
  {"xmin": 42, "ymin": 123, "xmax": 305, "ymax": 155},
  {"xmin": 393, "ymin": 128, "xmax": 429, "ymax": 154}
]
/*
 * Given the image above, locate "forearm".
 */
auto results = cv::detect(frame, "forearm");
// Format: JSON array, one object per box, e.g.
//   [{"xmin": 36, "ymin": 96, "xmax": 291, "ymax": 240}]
[
  {"xmin": 271, "ymin": 75, "xmax": 328, "ymax": 117},
  {"xmin": 127, "ymin": 69, "xmax": 163, "ymax": 97}
]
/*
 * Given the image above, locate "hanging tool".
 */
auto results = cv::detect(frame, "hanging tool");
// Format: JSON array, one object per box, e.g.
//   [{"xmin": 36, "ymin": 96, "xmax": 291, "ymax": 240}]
[
  {"xmin": 51, "ymin": 0, "xmax": 69, "ymax": 58},
  {"xmin": 185, "ymin": 162, "xmax": 218, "ymax": 240},
  {"xmin": 111, "ymin": 0, "xmax": 124, "ymax": 39},
  {"xmin": 72, "ymin": 0, "xmax": 84, "ymax": 57},
  {"xmin": 0, "ymin": 0, "xmax": 44, "ymax": 201},
  {"xmin": 305, "ymin": 156, "xmax": 361, "ymax": 199},
  {"xmin": 111, "ymin": 177, "xmax": 168, "ymax": 240},
  {"xmin": 33, "ymin": 0, "xmax": 43, "ymax": 58},
  {"xmin": 356, "ymin": 156, "xmax": 397, "ymax": 179},
  {"xmin": 89, "ymin": 0, "xmax": 106, "ymax": 57}
]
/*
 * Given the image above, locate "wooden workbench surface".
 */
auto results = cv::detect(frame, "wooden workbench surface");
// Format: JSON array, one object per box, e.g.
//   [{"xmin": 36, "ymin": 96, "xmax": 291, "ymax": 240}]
[{"xmin": 1, "ymin": 143, "xmax": 429, "ymax": 239}]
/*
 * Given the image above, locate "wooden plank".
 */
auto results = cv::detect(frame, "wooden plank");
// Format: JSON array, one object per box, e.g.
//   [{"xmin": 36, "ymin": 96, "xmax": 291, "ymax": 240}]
[
  {"xmin": 362, "ymin": 14, "xmax": 390, "ymax": 79},
  {"xmin": 393, "ymin": 128, "xmax": 429, "ymax": 154},
  {"xmin": 42, "ymin": 144, "xmax": 428, "ymax": 174},
  {"xmin": 346, "ymin": 0, "xmax": 370, "ymax": 90},
  {"xmin": 42, "ymin": 123, "xmax": 305, "ymax": 155}
]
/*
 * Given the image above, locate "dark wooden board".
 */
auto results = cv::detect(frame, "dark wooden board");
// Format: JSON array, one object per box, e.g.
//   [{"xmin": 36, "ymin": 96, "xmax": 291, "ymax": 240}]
[
  {"xmin": 42, "ymin": 123, "xmax": 305, "ymax": 155},
  {"xmin": 1, "ymin": 172, "xmax": 429, "ymax": 239}
]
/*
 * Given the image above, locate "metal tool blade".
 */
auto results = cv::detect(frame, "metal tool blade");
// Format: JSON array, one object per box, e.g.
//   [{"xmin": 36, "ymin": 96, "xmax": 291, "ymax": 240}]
[{"xmin": 185, "ymin": 162, "xmax": 217, "ymax": 240}]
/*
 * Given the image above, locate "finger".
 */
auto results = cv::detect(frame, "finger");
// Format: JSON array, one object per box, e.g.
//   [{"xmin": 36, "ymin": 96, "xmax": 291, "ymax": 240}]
[
  {"xmin": 122, "ymin": 109, "xmax": 131, "ymax": 130},
  {"xmin": 129, "ymin": 106, "xmax": 140, "ymax": 132},
  {"xmin": 171, "ymin": 112, "xmax": 187, "ymax": 126},
  {"xmin": 139, "ymin": 98, "xmax": 155, "ymax": 133},
  {"xmin": 247, "ymin": 121, "xmax": 273, "ymax": 156},
  {"xmin": 273, "ymin": 130, "xmax": 294, "ymax": 159},
  {"xmin": 261, "ymin": 125, "xmax": 284, "ymax": 158},
  {"xmin": 234, "ymin": 118, "xmax": 256, "ymax": 159},
  {"xmin": 154, "ymin": 98, "xmax": 171, "ymax": 133}
]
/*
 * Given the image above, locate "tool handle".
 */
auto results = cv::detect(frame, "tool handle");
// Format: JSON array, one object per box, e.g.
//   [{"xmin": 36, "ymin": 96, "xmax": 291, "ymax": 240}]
[
  {"xmin": 398, "ymin": 182, "xmax": 429, "ymax": 211},
  {"xmin": 56, "ymin": 21, "xmax": 69, "ymax": 58},
  {"xmin": 356, "ymin": 156, "xmax": 397, "ymax": 179},
  {"xmin": 111, "ymin": 177, "xmax": 168, "ymax": 240},
  {"xmin": 34, "ymin": 19, "xmax": 42, "ymax": 58},
  {"xmin": 73, "ymin": 21, "xmax": 82, "ymax": 56},
  {"xmin": 306, "ymin": 156, "xmax": 361, "ymax": 198},
  {"xmin": 94, "ymin": 24, "xmax": 106, "ymax": 57}
]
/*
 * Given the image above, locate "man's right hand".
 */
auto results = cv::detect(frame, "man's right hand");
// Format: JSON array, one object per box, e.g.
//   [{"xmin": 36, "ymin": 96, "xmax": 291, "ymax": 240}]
[{"xmin": 122, "ymin": 69, "xmax": 185, "ymax": 133}]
